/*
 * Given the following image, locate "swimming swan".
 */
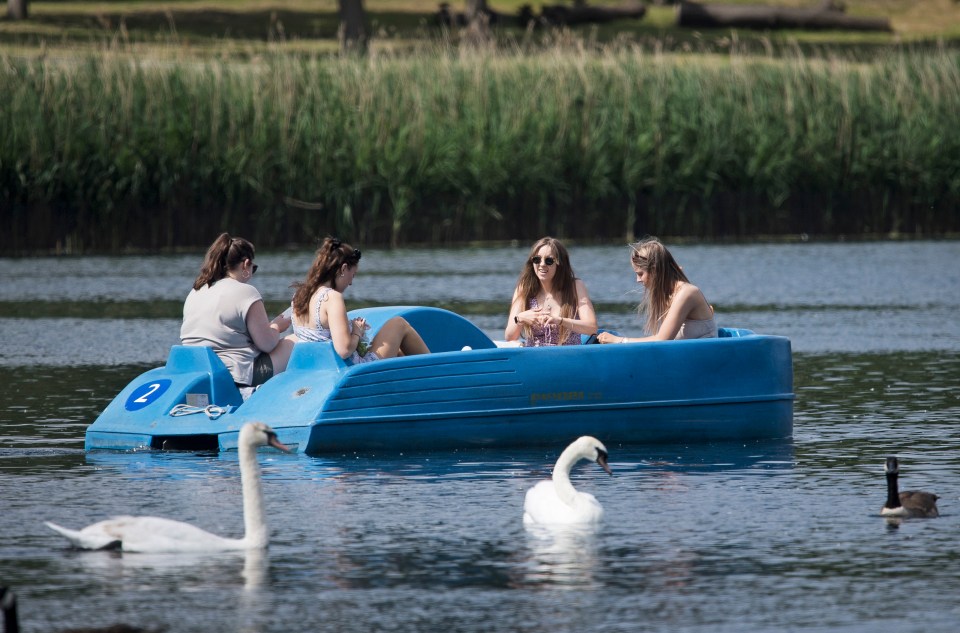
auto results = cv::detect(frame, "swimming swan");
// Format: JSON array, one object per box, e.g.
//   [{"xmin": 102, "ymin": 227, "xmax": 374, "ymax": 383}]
[
  {"xmin": 880, "ymin": 456, "xmax": 939, "ymax": 519},
  {"xmin": 523, "ymin": 436, "xmax": 612, "ymax": 525},
  {"xmin": 45, "ymin": 422, "xmax": 290, "ymax": 552}
]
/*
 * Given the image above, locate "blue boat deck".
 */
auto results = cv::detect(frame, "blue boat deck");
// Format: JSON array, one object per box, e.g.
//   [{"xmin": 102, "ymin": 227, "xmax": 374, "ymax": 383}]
[{"xmin": 84, "ymin": 307, "xmax": 794, "ymax": 453}]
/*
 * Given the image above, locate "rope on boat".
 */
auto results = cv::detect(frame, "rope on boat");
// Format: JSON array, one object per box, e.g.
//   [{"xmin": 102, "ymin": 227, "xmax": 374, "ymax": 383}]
[{"xmin": 168, "ymin": 404, "xmax": 233, "ymax": 420}]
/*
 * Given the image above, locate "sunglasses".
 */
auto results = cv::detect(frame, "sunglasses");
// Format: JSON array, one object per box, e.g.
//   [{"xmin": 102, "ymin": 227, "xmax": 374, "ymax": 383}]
[{"xmin": 531, "ymin": 256, "xmax": 556, "ymax": 266}]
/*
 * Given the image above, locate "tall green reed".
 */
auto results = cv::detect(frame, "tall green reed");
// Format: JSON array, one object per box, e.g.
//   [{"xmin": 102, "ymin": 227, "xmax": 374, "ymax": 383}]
[{"xmin": 1, "ymin": 43, "xmax": 958, "ymax": 253}]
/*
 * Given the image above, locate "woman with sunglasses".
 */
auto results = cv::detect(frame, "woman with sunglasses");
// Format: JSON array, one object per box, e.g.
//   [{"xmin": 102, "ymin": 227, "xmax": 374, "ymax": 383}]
[
  {"xmin": 181, "ymin": 233, "xmax": 294, "ymax": 390},
  {"xmin": 290, "ymin": 237, "xmax": 430, "ymax": 362},
  {"xmin": 505, "ymin": 237, "xmax": 597, "ymax": 346},
  {"xmin": 597, "ymin": 236, "xmax": 716, "ymax": 344}
]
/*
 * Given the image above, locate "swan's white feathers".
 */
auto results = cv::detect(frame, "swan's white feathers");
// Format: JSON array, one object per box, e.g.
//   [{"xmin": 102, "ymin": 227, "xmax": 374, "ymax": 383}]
[
  {"xmin": 44, "ymin": 519, "xmax": 122, "ymax": 550},
  {"xmin": 523, "ymin": 436, "xmax": 611, "ymax": 526},
  {"xmin": 45, "ymin": 422, "xmax": 289, "ymax": 553},
  {"xmin": 523, "ymin": 480, "xmax": 604, "ymax": 525},
  {"xmin": 46, "ymin": 516, "xmax": 244, "ymax": 553}
]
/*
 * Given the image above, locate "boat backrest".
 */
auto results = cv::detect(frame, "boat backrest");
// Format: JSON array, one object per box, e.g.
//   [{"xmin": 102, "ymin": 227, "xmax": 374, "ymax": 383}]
[
  {"xmin": 164, "ymin": 345, "xmax": 242, "ymax": 406},
  {"xmin": 166, "ymin": 345, "xmax": 225, "ymax": 372},
  {"xmin": 348, "ymin": 306, "xmax": 497, "ymax": 352},
  {"xmin": 287, "ymin": 341, "xmax": 350, "ymax": 371}
]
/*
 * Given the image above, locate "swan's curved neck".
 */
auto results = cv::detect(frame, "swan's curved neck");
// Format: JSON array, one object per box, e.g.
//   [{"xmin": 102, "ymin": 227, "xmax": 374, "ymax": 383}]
[
  {"xmin": 885, "ymin": 471, "xmax": 901, "ymax": 509},
  {"xmin": 239, "ymin": 441, "xmax": 268, "ymax": 548},
  {"xmin": 551, "ymin": 445, "xmax": 584, "ymax": 507}
]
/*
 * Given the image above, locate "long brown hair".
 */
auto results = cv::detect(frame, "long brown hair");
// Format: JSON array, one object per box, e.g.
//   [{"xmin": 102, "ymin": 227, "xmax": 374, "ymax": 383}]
[
  {"xmin": 291, "ymin": 237, "xmax": 362, "ymax": 319},
  {"xmin": 513, "ymin": 237, "xmax": 579, "ymax": 342},
  {"xmin": 192, "ymin": 233, "xmax": 255, "ymax": 291},
  {"xmin": 631, "ymin": 236, "xmax": 689, "ymax": 335}
]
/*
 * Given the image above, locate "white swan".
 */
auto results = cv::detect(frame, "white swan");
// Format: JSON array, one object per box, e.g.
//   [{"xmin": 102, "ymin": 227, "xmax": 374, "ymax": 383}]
[
  {"xmin": 45, "ymin": 422, "xmax": 289, "ymax": 553},
  {"xmin": 880, "ymin": 455, "xmax": 939, "ymax": 519},
  {"xmin": 523, "ymin": 436, "xmax": 612, "ymax": 526}
]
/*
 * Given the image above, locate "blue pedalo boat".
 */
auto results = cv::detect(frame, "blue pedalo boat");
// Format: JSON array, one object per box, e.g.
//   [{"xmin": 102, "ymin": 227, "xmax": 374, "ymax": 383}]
[{"xmin": 85, "ymin": 306, "xmax": 794, "ymax": 454}]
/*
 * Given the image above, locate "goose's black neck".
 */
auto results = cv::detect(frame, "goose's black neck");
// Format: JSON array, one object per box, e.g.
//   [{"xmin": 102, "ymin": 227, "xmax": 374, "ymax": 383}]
[
  {"xmin": 885, "ymin": 471, "xmax": 901, "ymax": 509},
  {"xmin": 1, "ymin": 587, "xmax": 19, "ymax": 633}
]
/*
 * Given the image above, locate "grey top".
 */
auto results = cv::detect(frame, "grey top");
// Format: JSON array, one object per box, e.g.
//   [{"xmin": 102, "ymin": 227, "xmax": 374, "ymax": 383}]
[
  {"xmin": 180, "ymin": 278, "xmax": 263, "ymax": 384},
  {"xmin": 675, "ymin": 314, "xmax": 718, "ymax": 340}
]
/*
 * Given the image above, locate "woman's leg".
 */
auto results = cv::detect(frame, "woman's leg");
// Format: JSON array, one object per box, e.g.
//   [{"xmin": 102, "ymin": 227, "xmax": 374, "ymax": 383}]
[
  {"xmin": 370, "ymin": 317, "xmax": 430, "ymax": 358},
  {"xmin": 269, "ymin": 337, "xmax": 296, "ymax": 373}
]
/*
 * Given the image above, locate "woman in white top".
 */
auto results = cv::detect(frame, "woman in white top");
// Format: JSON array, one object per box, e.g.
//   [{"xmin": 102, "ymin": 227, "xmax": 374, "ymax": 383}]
[
  {"xmin": 180, "ymin": 233, "xmax": 294, "ymax": 386},
  {"xmin": 598, "ymin": 236, "xmax": 717, "ymax": 344},
  {"xmin": 290, "ymin": 237, "xmax": 429, "ymax": 361}
]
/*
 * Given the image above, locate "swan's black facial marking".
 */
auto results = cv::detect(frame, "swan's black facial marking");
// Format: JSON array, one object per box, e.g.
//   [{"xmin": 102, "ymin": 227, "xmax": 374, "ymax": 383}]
[
  {"xmin": 596, "ymin": 448, "xmax": 612, "ymax": 475},
  {"xmin": 266, "ymin": 431, "xmax": 292, "ymax": 453}
]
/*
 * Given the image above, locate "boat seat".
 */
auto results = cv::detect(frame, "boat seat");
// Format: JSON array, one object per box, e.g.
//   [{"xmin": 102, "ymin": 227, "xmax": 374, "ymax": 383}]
[
  {"xmin": 165, "ymin": 345, "xmax": 242, "ymax": 407},
  {"xmin": 718, "ymin": 327, "xmax": 755, "ymax": 338}
]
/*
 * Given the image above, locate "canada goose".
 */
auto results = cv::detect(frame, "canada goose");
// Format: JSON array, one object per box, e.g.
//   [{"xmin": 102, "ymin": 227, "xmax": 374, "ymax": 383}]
[
  {"xmin": 880, "ymin": 456, "xmax": 939, "ymax": 519},
  {"xmin": 2, "ymin": 586, "xmax": 17, "ymax": 633}
]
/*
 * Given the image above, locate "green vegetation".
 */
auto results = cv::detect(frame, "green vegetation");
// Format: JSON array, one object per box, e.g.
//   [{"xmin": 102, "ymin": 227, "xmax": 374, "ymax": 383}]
[{"xmin": 2, "ymin": 1, "xmax": 959, "ymax": 252}]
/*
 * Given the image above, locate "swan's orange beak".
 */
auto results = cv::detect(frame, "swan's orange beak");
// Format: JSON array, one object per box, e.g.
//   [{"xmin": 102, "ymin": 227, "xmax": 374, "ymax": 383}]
[
  {"xmin": 267, "ymin": 433, "xmax": 292, "ymax": 453},
  {"xmin": 597, "ymin": 450, "xmax": 612, "ymax": 475}
]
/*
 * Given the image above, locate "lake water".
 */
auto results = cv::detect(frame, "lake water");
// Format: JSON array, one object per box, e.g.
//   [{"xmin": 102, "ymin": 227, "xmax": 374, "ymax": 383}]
[{"xmin": 1, "ymin": 241, "xmax": 959, "ymax": 632}]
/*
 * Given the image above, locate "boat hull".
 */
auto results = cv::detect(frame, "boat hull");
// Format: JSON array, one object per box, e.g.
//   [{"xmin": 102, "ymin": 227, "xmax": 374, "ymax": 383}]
[{"xmin": 84, "ymin": 307, "xmax": 794, "ymax": 454}]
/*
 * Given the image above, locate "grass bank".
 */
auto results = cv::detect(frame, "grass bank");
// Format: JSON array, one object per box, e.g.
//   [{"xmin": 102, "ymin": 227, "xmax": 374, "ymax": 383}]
[
  {"xmin": 2, "ymin": 44, "xmax": 959, "ymax": 253},
  {"xmin": 3, "ymin": 1, "xmax": 960, "ymax": 251}
]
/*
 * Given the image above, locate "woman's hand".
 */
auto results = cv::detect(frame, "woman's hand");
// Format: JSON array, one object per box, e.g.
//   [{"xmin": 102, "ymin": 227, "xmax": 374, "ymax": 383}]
[
  {"xmin": 597, "ymin": 332, "xmax": 627, "ymax": 344},
  {"xmin": 271, "ymin": 312, "xmax": 292, "ymax": 332},
  {"xmin": 514, "ymin": 309, "xmax": 539, "ymax": 326},
  {"xmin": 541, "ymin": 312, "xmax": 562, "ymax": 327},
  {"xmin": 351, "ymin": 316, "xmax": 369, "ymax": 337}
]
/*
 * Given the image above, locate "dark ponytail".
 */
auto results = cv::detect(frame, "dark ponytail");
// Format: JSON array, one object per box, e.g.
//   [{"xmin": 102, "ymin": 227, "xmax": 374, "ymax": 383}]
[{"xmin": 193, "ymin": 233, "xmax": 255, "ymax": 290}]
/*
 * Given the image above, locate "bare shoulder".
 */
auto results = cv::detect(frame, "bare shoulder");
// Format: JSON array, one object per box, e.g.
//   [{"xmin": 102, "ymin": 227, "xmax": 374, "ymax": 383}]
[
  {"xmin": 574, "ymin": 278, "xmax": 592, "ymax": 301},
  {"xmin": 318, "ymin": 287, "xmax": 342, "ymax": 303},
  {"xmin": 675, "ymin": 281, "xmax": 701, "ymax": 300},
  {"xmin": 509, "ymin": 286, "xmax": 524, "ymax": 307},
  {"xmin": 675, "ymin": 282, "xmax": 713, "ymax": 318}
]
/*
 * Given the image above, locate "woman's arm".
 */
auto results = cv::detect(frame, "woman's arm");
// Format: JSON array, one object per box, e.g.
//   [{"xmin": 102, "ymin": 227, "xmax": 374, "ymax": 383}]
[
  {"xmin": 505, "ymin": 289, "xmax": 529, "ymax": 341},
  {"xmin": 602, "ymin": 284, "xmax": 703, "ymax": 343},
  {"xmin": 541, "ymin": 279, "xmax": 598, "ymax": 334},
  {"xmin": 246, "ymin": 300, "xmax": 289, "ymax": 353},
  {"xmin": 323, "ymin": 291, "xmax": 362, "ymax": 359},
  {"xmin": 571, "ymin": 279, "xmax": 598, "ymax": 334}
]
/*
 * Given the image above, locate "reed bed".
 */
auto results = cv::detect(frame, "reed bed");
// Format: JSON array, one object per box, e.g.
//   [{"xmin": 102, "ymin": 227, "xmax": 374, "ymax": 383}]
[{"xmin": 2, "ymin": 44, "xmax": 959, "ymax": 252}]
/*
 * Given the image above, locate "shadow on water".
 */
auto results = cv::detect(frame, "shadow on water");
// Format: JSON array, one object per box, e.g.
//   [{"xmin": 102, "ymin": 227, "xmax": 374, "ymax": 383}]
[{"xmin": 75, "ymin": 437, "xmax": 796, "ymax": 482}]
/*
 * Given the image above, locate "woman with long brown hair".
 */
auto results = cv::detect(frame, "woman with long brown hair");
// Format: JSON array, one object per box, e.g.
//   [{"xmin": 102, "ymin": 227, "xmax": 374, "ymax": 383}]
[
  {"xmin": 504, "ymin": 237, "xmax": 597, "ymax": 346},
  {"xmin": 290, "ymin": 237, "xmax": 429, "ymax": 362},
  {"xmin": 598, "ymin": 236, "xmax": 716, "ymax": 344},
  {"xmin": 181, "ymin": 233, "xmax": 294, "ymax": 388}
]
